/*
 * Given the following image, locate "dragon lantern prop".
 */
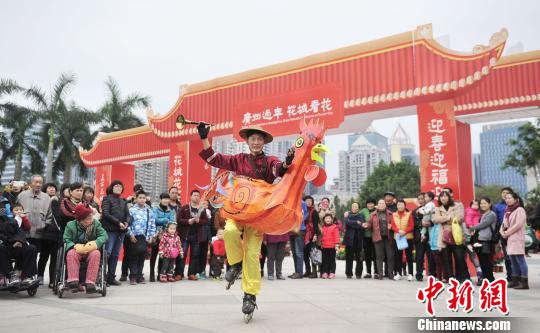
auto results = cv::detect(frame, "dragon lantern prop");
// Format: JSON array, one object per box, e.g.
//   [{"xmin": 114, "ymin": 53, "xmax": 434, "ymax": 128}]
[{"xmin": 201, "ymin": 118, "xmax": 328, "ymax": 235}]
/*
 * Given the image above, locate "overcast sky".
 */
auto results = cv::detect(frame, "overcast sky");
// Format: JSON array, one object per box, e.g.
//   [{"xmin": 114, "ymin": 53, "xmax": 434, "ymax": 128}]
[{"xmin": 2, "ymin": 0, "xmax": 539, "ymax": 185}]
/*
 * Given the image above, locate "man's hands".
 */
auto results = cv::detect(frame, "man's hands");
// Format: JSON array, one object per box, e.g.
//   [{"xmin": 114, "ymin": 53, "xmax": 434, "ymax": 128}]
[
  {"xmin": 197, "ymin": 123, "xmax": 210, "ymax": 139},
  {"xmin": 130, "ymin": 235, "xmax": 137, "ymax": 243},
  {"xmin": 119, "ymin": 222, "xmax": 128, "ymax": 230},
  {"xmin": 188, "ymin": 217, "xmax": 200, "ymax": 225},
  {"xmin": 13, "ymin": 241, "xmax": 22, "ymax": 248}
]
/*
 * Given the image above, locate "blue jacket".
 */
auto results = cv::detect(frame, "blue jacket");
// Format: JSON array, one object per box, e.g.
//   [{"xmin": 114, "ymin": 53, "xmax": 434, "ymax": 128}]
[
  {"xmin": 300, "ymin": 201, "xmax": 308, "ymax": 232},
  {"xmin": 153, "ymin": 205, "xmax": 175, "ymax": 230},
  {"xmin": 494, "ymin": 201, "xmax": 507, "ymax": 224},
  {"xmin": 128, "ymin": 204, "xmax": 157, "ymax": 240}
]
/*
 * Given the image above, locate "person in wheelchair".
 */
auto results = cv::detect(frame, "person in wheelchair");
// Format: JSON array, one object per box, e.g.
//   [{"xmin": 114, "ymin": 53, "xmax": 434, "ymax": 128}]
[
  {"xmin": 63, "ymin": 204, "xmax": 108, "ymax": 293},
  {"xmin": 0, "ymin": 197, "xmax": 38, "ymax": 287}
]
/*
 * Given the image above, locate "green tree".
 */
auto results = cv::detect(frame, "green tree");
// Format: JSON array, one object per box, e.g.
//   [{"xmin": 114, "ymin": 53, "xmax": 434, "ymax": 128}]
[
  {"xmin": 25, "ymin": 73, "xmax": 77, "ymax": 182},
  {"xmin": 525, "ymin": 186, "xmax": 540, "ymax": 213},
  {"xmin": 358, "ymin": 161, "xmax": 421, "ymax": 204},
  {"xmin": 97, "ymin": 76, "xmax": 150, "ymax": 133},
  {"xmin": 36, "ymin": 102, "xmax": 99, "ymax": 182},
  {"xmin": 474, "ymin": 185, "xmax": 504, "ymax": 204},
  {"xmin": 0, "ymin": 103, "xmax": 43, "ymax": 179},
  {"xmin": 0, "ymin": 78, "xmax": 22, "ymax": 96},
  {"xmin": 503, "ymin": 119, "xmax": 540, "ymax": 184},
  {"xmin": 0, "ymin": 79, "xmax": 42, "ymax": 180}
]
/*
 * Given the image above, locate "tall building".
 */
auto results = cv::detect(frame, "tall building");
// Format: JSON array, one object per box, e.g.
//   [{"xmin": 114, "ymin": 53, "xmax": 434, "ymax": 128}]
[
  {"xmin": 389, "ymin": 123, "xmax": 418, "ymax": 165},
  {"xmin": 338, "ymin": 132, "xmax": 389, "ymax": 195},
  {"xmin": 348, "ymin": 126, "xmax": 388, "ymax": 151},
  {"xmin": 134, "ymin": 158, "xmax": 169, "ymax": 204},
  {"xmin": 473, "ymin": 153, "xmax": 482, "ymax": 186},
  {"xmin": 479, "ymin": 122, "xmax": 530, "ymax": 196}
]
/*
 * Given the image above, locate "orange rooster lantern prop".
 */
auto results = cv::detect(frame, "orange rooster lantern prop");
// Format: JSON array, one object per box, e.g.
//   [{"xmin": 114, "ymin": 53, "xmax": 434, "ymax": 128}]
[{"xmin": 201, "ymin": 118, "xmax": 328, "ymax": 235}]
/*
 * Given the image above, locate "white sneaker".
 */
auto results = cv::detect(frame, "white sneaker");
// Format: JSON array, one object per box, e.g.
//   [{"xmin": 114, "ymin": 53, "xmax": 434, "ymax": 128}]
[
  {"xmin": 407, "ymin": 274, "xmax": 413, "ymax": 282},
  {"xmin": 394, "ymin": 274, "xmax": 401, "ymax": 281}
]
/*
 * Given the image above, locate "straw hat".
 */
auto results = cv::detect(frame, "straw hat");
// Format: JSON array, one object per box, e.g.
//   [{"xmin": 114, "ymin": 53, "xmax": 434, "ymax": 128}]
[{"xmin": 239, "ymin": 125, "xmax": 273, "ymax": 144}]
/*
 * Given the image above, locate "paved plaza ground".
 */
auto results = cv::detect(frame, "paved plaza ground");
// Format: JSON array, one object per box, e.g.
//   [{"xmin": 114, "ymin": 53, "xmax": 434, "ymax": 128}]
[{"xmin": 1, "ymin": 254, "xmax": 539, "ymax": 333}]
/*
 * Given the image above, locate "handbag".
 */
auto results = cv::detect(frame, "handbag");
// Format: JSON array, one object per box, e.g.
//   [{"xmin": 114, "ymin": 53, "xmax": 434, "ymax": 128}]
[
  {"xmin": 310, "ymin": 246, "xmax": 322, "ymax": 265},
  {"xmin": 395, "ymin": 234, "xmax": 409, "ymax": 250},
  {"xmin": 169, "ymin": 247, "xmax": 180, "ymax": 259},
  {"xmin": 451, "ymin": 218, "xmax": 463, "ymax": 245},
  {"xmin": 442, "ymin": 227, "xmax": 455, "ymax": 245}
]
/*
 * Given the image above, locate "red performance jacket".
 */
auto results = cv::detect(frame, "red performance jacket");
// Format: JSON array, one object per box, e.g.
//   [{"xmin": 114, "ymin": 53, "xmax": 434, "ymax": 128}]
[{"xmin": 199, "ymin": 147, "xmax": 283, "ymax": 184}]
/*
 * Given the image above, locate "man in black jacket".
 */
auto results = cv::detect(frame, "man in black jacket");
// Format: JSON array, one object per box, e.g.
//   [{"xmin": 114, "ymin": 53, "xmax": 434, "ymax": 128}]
[{"xmin": 101, "ymin": 180, "xmax": 130, "ymax": 285}]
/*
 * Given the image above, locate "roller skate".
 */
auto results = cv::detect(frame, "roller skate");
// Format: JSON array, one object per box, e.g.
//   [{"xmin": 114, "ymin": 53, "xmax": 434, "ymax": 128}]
[
  {"xmin": 242, "ymin": 292, "xmax": 257, "ymax": 323},
  {"xmin": 225, "ymin": 262, "xmax": 242, "ymax": 290}
]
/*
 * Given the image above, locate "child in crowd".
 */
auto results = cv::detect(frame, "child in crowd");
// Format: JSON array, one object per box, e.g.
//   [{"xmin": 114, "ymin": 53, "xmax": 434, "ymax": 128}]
[
  {"xmin": 418, "ymin": 192, "xmax": 436, "ymax": 241},
  {"xmin": 464, "ymin": 200, "xmax": 483, "ymax": 285},
  {"xmin": 320, "ymin": 214, "xmax": 340, "ymax": 279},
  {"xmin": 12, "ymin": 203, "xmax": 31, "ymax": 232},
  {"xmin": 210, "ymin": 229, "xmax": 226, "ymax": 280},
  {"xmin": 0, "ymin": 200, "xmax": 35, "ymax": 287},
  {"xmin": 464, "ymin": 200, "xmax": 482, "ymax": 249},
  {"xmin": 158, "ymin": 222, "xmax": 183, "ymax": 282},
  {"xmin": 127, "ymin": 191, "xmax": 157, "ymax": 285}
]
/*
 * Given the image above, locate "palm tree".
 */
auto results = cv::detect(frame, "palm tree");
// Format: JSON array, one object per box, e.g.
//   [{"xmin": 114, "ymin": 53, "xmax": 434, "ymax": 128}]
[
  {"xmin": 97, "ymin": 76, "xmax": 150, "ymax": 133},
  {"xmin": 25, "ymin": 73, "xmax": 77, "ymax": 182},
  {"xmin": 0, "ymin": 78, "xmax": 23, "ymax": 97},
  {"xmin": 0, "ymin": 103, "xmax": 43, "ymax": 179},
  {"xmin": 36, "ymin": 102, "xmax": 99, "ymax": 182},
  {"xmin": 0, "ymin": 79, "xmax": 27, "ymax": 180}
]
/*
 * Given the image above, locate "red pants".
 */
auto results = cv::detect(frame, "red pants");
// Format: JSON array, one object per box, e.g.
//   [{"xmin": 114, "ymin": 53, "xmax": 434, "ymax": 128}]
[{"xmin": 66, "ymin": 249, "xmax": 100, "ymax": 284}]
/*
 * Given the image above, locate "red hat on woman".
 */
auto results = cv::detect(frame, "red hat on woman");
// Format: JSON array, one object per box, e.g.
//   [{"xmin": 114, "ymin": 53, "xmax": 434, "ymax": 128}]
[{"xmin": 74, "ymin": 204, "xmax": 93, "ymax": 221}]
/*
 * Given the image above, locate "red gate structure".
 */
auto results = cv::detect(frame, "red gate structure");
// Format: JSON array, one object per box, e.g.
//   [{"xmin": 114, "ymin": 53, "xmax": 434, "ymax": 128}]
[{"xmin": 80, "ymin": 24, "xmax": 540, "ymax": 205}]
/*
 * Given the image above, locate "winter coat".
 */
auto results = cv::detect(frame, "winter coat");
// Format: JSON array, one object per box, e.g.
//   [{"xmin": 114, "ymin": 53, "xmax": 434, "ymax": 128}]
[
  {"xmin": 391, "ymin": 211, "xmax": 414, "ymax": 240},
  {"xmin": 153, "ymin": 205, "xmax": 175, "ymax": 232},
  {"xmin": 321, "ymin": 224, "xmax": 340, "ymax": 249},
  {"xmin": 177, "ymin": 204, "xmax": 208, "ymax": 243},
  {"xmin": 432, "ymin": 204, "xmax": 464, "ymax": 249},
  {"xmin": 501, "ymin": 207, "xmax": 527, "ymax": 255},
  {"xmin": 304, "ymin": 207, "xmax": 320, "ymax": 245},
  {"xmin": 368, "ymin": 210, "xmax": 394, "ymax": 243},
  {"xmin": 101, "ymin": 193, "xmax": 130, "ymax": 233},
  {"xmin": 360, "ymin": 208, "xmax": 375, "ymax": 237},
  {"xmin": 158, "ymin": 232, "xmax": 182, "ymax": 259},
  {"xmin": 17, "ymin": 189, "xmax": 51, "ymax": 239},
  {"xmin": 41, "ymin": 197, "xmax": 63, "ymax": 242},
  {"xmin": 212, "ymin": 238, "xmax": 226, "ymax": 256},
  {"xmin": 128, "ymin": 205, "xmax": 157, "ymax": 240},
  {"xmin": 343, "ymin": 212, "xmax": 365, "ymax": 247},
  {"xmin": 464, "ymin": 208, "xmax": 481, "ymax": 228},
  {"xmin": 471, "ymin": 210, "xmax": 497, "ymax": 242},
  {"xmin": 0, "ymin": 215, "xmax": 29, "ymax": 245},
  {"xmin": 63, "ymin": 219, "xmax": 108, "ymax": 252}
]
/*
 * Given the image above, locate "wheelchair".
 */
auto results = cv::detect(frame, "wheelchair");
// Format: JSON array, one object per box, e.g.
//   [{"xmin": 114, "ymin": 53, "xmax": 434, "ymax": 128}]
[
  {"xmin": 54, "ymin": 242, "xmax": 107, "ymax": 298},
  {"xmin": 0, "ymin": 258, "xmax": 39, "ymax": 297}
]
